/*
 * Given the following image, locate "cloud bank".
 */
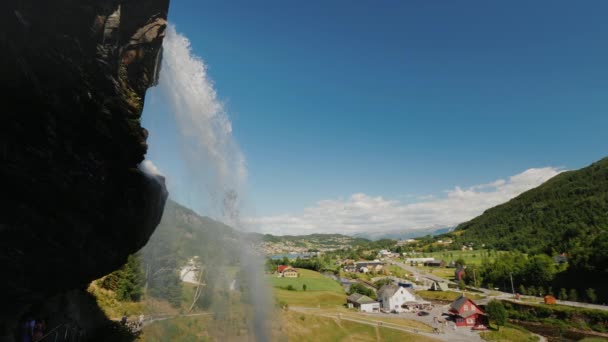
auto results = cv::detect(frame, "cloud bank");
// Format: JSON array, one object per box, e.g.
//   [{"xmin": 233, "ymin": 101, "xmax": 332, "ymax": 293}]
[{"xmin": 246, "ymin": 167, "xmax": 562, "ymax": 235}]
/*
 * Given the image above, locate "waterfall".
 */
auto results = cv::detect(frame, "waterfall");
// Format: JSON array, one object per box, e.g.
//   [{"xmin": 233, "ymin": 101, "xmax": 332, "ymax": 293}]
[{"xmin": 143, "ymin": 24, "xmax": 270, "ymax": 341}]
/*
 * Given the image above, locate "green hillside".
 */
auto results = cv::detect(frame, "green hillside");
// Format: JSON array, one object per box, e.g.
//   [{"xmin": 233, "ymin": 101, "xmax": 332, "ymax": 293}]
[{"xmin": 451, "ymin": 157, "xmax": 608, "ymax": 301}]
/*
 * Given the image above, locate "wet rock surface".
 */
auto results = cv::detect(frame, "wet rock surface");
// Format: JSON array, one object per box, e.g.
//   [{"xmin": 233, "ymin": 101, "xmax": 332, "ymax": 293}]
[{"xmin": 0, "ymin": 0, "xmax": 169, "ymax": 338}]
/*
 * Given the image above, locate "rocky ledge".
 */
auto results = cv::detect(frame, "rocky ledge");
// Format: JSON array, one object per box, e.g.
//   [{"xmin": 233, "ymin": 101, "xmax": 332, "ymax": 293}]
[{"xmin": 0, "ymin": 0, "xmax": 170, "ymax": 338}]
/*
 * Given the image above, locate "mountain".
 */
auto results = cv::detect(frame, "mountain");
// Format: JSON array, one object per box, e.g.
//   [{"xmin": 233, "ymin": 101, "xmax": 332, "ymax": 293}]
[
  {"xmin": 353, "ymin": 227, "xmax": 455, "ymax": 241},
  {"xmin": 451, "ymin": 157, "xmax": 608, "ymax": 301},
  {"xmin": 453, "ymin": 157, "xmax": 608, "ymax": 255}
]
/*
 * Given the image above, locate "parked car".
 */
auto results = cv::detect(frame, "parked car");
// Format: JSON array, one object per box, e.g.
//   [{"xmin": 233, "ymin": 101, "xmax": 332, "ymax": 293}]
[{"xmin": 417, "ymin": 311, "xmax": 429, "ymax": 316}]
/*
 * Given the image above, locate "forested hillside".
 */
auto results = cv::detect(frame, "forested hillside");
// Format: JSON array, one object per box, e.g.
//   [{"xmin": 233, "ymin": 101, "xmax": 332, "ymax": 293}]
[{"xmin": 452, "ymin": 157, "xmax": 608, "ymax": 302}]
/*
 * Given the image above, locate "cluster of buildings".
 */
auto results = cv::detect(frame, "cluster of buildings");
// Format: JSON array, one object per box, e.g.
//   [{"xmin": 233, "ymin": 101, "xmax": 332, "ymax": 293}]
[
  {"xmin": 342, "ymin": 260, "xmax": 385, "ymax": 274},
  {"xmin": 347, "ymin": 283, "xmax": 430, "ymax": 313},
  {"xmin": 347, "ymin": 284, "xmax": 488, "ymax": 329}
]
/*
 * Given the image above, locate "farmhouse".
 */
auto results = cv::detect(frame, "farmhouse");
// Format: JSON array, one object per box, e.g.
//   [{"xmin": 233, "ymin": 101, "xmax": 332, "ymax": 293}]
[
  {"xmin": 448, "ymin": 295, "xmax": 487, "ymax": 327},
  {"xmin": 378, "ymin": 284, "xmax": 429, "ymax": 312},
  {"xmin": 277, "ymin": 265, "xmax": 299, "ymax": 278},
  {"xmin": 347, "ymin": 293, "xmax": 380, "ymax": 313}
]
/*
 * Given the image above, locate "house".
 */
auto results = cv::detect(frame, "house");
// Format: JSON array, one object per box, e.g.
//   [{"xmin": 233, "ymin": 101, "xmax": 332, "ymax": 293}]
[
  {"xmin": 429, "ymin": 280, "xmax": 449, "ymax": 291},
  {"xmin": 277, "ymin": 266, "xmax": 299, "ymax": 278},
  {"xmin": 343, "ymin": 265, "xmax": 357, "ymax": 273},
  {"xmin": 281, "ymin": 268, "xmax": 299, "ymax": 278},
  {"xmin": 424, "ymin": 260, "xmax": 446, "ymax": 267},
  {"xmin": 448, "ymin": 295, "xmax": 487, "ymax": 327},
  {"xmin": 377, "ymin": 284, "xmax": 429, "ymax": 312},
  {"xmin": 347, "ymin": 293, "xmax": 380, "ymax": 312},
  {"xmin": 355, "ymin": 261, "xmax": 384, "ymax": 273},
  {"xmin": 455, "ymin": 265, "xmax": 466, "ymax": 282}
]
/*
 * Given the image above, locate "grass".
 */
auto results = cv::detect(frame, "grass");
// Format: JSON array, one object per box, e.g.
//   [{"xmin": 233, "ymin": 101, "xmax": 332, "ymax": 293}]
[
  {"xmin": 269, "ymin": 269, "xmax": 349, "ymax": 308},
  {"xmin": 579, "ymin": 338, "xmax": 608, "ymax": 342},
  {"xmin": 279, "ymin": 311, "xmax": 440, "ymax": 342},
  {"xmin": 268, "ymin": 268, "xmax": 344, "ymax": 292},
  {"xmin": 274, "ymin": 288, "xmax": 346, "ymax": 308},
  {"xmin": 141, "ymin": 316, "xmax": 212, "ymax": 342},
  {"xmin": 480, "ymin": 324, "xmax": 539, "ymax": 342},
  {"xmin": 415, "ymin": 249, "xmax": 504, "ymax": 266},
  {"xmin": 340, "ymin": 313, "xmax": 434, "ymax": 332},
  {"xmin": 416, "ymin": 290, "xmax": 485, "ymax": 301},
  {"xmin": 415, "ymin": 266, "xmax": 456, "ymax": 279}
]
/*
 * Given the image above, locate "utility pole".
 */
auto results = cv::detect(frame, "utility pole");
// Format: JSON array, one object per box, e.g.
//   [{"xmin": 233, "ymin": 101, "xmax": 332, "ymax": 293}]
[
  {"xmin": 509, "ymin": 273, "xmax": 515, "ymax": 296},
  {"xmin": 473, "ymin": 268, "xmax": 477, "ymax": 288}
]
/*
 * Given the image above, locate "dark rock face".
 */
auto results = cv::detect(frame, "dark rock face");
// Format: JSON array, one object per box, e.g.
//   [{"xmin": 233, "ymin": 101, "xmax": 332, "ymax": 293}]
[{"xmin": 0, "ymin": 0, "xmax": 170, "ymax": 337}]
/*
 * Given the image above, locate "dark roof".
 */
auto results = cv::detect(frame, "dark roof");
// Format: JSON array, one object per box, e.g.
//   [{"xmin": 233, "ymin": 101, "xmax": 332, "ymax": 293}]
[
  {"xmin": 450, "ymin": 295, "xmax": 470, "ymax": 311},
  {"xmin": 347, "ymin": 293, "xmax": 377, "ymax": 305},
  {"xmin": 377, "ymin": 284, "xmax": 400, "ymax": 298}
]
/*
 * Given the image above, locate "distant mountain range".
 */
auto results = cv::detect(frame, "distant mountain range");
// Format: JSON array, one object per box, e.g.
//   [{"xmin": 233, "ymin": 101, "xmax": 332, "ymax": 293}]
[{"xmin": 352, "ymin": 226, "xmax": 455, "ymax": 241}]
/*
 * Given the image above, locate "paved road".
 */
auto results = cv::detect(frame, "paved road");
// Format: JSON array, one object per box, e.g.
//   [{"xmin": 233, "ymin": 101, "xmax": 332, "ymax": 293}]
[{"xmin": 392, "ymin": 261, "xmax": 608, "ymax": 312}]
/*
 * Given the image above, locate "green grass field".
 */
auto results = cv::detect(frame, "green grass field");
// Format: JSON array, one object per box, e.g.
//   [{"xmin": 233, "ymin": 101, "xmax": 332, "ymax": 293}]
[
  {"xmin": 415, "ymin": 266, "xmax": 456, "ymax": 279},
  {"xmin": 268, "ymin": 268, "xmax": 347, "ymax": 308},
  {"xmin": 416, "ymin": 290, "xmax": 485, "ymax": 301},
  {"xmin": 280, "ymin": 311, "xmax": 440, "ymax": 342},
  {"xmin": 416, "ymin": 249, "xmax": 504, "ymax": 266},
  {"xmin": 480, "ymin": 324, "xmax": 539, "ymax": 342},
  {"xmin": 268, "ymin": 268, "xmax": 344, "ymax": 292}
]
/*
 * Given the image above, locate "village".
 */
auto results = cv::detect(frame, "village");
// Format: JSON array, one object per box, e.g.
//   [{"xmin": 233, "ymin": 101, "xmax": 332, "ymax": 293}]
[{"xmin": 264, "ymin": 239, "xmax": 608, "ymax": 341}]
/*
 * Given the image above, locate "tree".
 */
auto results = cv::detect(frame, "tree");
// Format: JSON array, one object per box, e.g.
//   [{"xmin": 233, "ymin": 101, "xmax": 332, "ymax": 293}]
[
  {"xmin": 486, "ymin": 300, "xmax": 507, "ymax": 331},
  {"xmin": 302, "ymin": 284, "xmax": 307, "ymax": 291},
  {"xmin": 459, "ymin": 280, "xmax": 466, "ymax": 290},
  {"xmin": 586, "ymin": 288, "xmax": 597, "ymax": 303},
  {"xmin": 518, "ymin": 285, "xmax": 527, "ymax": 295},
  {"xmin": 568, "ymin": 289, "xmax": 578, "ymax": 302},
  {"xmin": 558, "ymin": 288, "xmax": 568, "ymax": 301},
  {"xmin": 349, "ymin": 283, "xmax": 375, "ymax": 299}
]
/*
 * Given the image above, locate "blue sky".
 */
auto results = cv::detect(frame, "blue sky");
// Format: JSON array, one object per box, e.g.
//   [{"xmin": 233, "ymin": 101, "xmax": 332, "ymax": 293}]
[{"xmin": 144, "ymin": 1, "xmax": 607, "ymax": 234}]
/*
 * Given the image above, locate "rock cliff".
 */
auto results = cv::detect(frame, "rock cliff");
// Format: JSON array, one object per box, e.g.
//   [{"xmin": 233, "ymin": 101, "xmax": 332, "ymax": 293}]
[{"xmin": 0, "ymin": 0, "xmax": 170, "ymax": 338}]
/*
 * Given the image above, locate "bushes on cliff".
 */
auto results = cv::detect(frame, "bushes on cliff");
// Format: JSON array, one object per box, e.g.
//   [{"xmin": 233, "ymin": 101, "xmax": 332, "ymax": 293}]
[{"xmin": 100, "ymin": 253, "xmax": 144, "ymax": 301}]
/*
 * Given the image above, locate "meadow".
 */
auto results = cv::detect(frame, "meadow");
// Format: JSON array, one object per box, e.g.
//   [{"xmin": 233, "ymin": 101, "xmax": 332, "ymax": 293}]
[
  {"xmin": 268, "ymin": 268, "xmax": 345, "ymax": 292},
  {"xmin": 279, "ymin": 311, "xmax": 440, "ymax": 342},
  {"xmin": 416, "ymin": 249, "xmax": 504, "ymax": 266},
  {"xmin": 268, "ymin": 268, "xmax": 347, "ymax": 308}
]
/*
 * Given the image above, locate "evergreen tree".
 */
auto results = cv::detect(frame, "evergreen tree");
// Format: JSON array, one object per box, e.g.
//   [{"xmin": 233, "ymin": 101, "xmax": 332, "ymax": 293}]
[{"xmin": 558, "ymin": 288, "xmax": 568, "ymax": 301}]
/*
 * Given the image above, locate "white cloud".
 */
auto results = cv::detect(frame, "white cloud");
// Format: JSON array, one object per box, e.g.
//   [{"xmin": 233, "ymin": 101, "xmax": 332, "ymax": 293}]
[{"xmin": 245, "ymin": 167, "xmax": 563, "ymax": 235}]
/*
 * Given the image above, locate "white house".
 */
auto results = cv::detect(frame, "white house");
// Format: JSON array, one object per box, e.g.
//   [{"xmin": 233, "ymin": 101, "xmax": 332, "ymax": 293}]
[
  {"xmin": 377, "ymin": 284, "xmax": 429, "ymax": 312},
  {"xmin": 347, "ymin": 293, "xmax": 380, "ymax": 313}
]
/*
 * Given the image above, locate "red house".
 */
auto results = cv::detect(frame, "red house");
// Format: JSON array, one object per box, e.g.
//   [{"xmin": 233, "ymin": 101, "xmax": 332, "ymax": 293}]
[
  {"xmin": 448, "ymin": 295, "xmax": 487, "ymax": 327},
  {"xmin": 277, "ymin": 265, "xmax": 289, "ymax": 273}
]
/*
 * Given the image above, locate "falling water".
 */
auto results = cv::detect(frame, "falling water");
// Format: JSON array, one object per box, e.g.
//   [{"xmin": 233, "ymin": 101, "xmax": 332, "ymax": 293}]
[{"xmin": 143, "ymin": 25, "xmax": 271, "ymax": 341}]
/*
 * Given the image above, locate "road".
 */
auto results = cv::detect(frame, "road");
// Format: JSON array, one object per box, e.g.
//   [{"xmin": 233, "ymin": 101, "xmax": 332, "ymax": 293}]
[{"xmin": 391, "ymin": 261, "xmax": 608, "ymax": 312}]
